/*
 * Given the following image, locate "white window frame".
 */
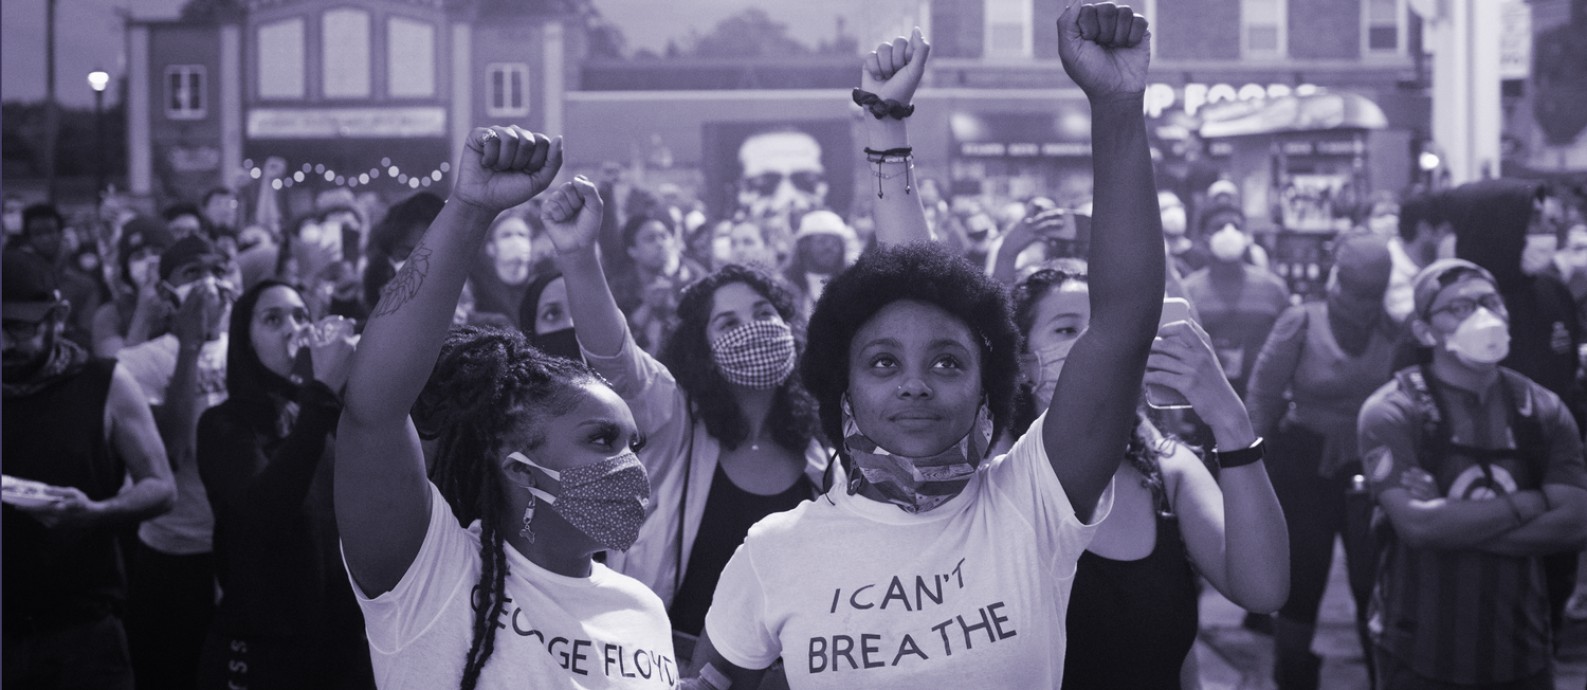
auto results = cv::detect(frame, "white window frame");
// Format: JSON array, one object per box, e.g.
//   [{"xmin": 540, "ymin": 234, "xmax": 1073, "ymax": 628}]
[
  {"xmin": 1361, "ymin": 0, "xmax": 1406, "ymax": 56},
  {"xmin": 485, "ymin": 63, "xmax": 530, "ymax": 118},
  {"xmin": 165, "ymin": 65, "xmax": 206, "ymax": 120},
  {"xmin": 983, "ymin": 0, "xmax": 1033, "ymax": 59},
  {"xmin": 1241, "ymin": 0, "xmax": 1288, "ymax": 58}
]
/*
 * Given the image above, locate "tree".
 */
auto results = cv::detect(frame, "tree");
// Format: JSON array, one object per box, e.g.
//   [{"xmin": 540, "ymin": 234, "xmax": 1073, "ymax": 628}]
[{"xmin": 687, "ymin": 8, "xmax": 810, "ymax": 58}]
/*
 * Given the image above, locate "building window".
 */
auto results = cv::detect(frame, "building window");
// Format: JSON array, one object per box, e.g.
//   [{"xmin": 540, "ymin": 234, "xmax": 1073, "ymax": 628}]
[
  {"xmin": 165, "ymin": 65, "xmax": 206, "ymax": 120},
  {"xmin": 486, "ymin": 63, "xmax": 529, "ymax": 118},
  {"xmin": 322, "ymin": 9, "xmax": 372, "ymax": 98},
  {"xmin": 258, "ymin": 18, "xmax": 305, "ymax": 99},
  {"xmin": 388, "ymin": 17, "xmax": 436, "ymax": 98},
  {"xmin": 1242, "ymin": 0, "xmax": 1286, "ymax": 57},
  {"xmin": 985, "ymin": 0, "xmax": 1032, "ymax": 58},
  {"xmin": 1363, "ymin": 0, "xmax": 1402, "ymax": 54}
]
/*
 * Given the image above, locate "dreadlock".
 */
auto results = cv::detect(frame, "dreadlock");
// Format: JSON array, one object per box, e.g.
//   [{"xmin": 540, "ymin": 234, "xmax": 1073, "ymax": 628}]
[{"xmin": 412, "ymin": 325, "xmax": 601, "ymax": 690}]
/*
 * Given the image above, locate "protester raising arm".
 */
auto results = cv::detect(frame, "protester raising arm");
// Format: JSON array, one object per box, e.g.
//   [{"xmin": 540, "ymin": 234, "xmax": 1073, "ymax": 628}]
[
  {"xmin": 861, "ymin": 29, "xmax": 932, "ymax": 247},
  {"xmin": 336, "ymin": 127, "xmax": 563, "ymax": 597},
  {"xmin": 541, "ymin": 179, "xmax": 624, "ymax": 359},
  {"xmin": 1043, "ymin": 3, "xmax": 1164, "ymax": 522}
]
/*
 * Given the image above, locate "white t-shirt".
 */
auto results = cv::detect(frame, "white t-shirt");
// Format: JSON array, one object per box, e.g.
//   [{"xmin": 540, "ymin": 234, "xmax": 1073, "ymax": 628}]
[
  {"xmin": 351, "ymin": 483, "xmax": 679, "ymax": 689},
  {"xmin": 118, "ymin": 333, "xmax": 229, "ymax": 555},
  {"xmin": 703, "ymin": 414, "xmax": 1112, "ymax": 689}
]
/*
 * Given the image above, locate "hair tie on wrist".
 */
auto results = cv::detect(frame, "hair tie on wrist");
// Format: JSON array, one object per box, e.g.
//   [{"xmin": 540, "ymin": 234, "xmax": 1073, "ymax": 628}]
[{"xmin": 852, "ymin": 89, "xmax": 915, "ymax": 120}]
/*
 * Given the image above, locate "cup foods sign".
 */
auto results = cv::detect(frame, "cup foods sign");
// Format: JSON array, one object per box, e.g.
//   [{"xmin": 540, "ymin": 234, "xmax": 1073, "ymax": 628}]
[{"xmin": 1145, "ymin": 82, "xmax": 1322, "ymax": 118}]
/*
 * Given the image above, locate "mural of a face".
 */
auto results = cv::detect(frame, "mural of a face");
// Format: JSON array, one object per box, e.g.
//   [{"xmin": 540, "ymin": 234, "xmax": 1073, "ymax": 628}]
[{"xmin": 738, "ymin": 131, "xmax": 828, "ymax": 220}]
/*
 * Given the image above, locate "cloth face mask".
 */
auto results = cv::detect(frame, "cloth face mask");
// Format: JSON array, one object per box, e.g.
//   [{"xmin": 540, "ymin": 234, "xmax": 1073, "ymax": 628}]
[
  {"xmin": 710, "ymin": 319, "xmax": 797, "ymax": 389},
  {"xmin": 1031, "ymin": 338, "xmax": 1076, "ymax": 408},
  {"xmin": 841, "ymin": 395, "xmax": 993, "ymax": 514},
  {"xmin": 507, "ymin": 450, "xmax": 650, "ymax": 552}
]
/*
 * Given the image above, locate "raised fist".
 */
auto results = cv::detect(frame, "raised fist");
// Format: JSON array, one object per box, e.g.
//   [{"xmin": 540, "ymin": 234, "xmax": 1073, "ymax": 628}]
[
  {"xmin": 451, "ymin": 126, "xmax": 564, "ymax": 214},
  {"xmin": 1057, "ymin": 2, "xmax": 1151, "ymax": 102},
  {"xmin": 540, "ymin": 177, "xmax": 605, "ymax": 255},
  {"xmin": 861, "ymin": 28, "xmax": 931, "ymax": 108}
]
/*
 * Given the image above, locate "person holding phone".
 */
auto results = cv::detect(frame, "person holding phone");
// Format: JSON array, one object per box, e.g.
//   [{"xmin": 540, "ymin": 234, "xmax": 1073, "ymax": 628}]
[
  {"xmin": 1010, "ymin": 266, "xmax": 1288, "ymax": 689},
  {"xmin": 1244, "ymin": 231, "xmax": 1400, "ymax": 690},
  {"xmin": 194, "ymin": 281, "xmax": 372, "ymax": 689}
]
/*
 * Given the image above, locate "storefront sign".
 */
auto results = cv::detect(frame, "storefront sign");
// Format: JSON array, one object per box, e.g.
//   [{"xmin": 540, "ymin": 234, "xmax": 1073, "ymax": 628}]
[
  {"xmin": 951, "ymin": 112, "xmax": 1091, "ymax": 159},
  {"xmin": 165, "ymin": 145, "xmax": 221, "ymax": 173},
  {"xmin": 1500, "ymin": 0, "xmax": 1531, "ymax": 80},
  {"xmin": 246, "ymin": 107, "xmax": 447, "ymax": 139},
  {"xmin": 1145, "ymin": 82, "xmax": 1321, "ymax": 118}
]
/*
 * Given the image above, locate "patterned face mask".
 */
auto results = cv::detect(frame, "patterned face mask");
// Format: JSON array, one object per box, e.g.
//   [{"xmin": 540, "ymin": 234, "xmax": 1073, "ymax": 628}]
[
  {"xmin": 710, "ymin": 319, "xmax": 797, "ymax": 389},
  {"xmin": 507, "ymin": 451, "xmax": 650, "ymax": 552},
  {"xmin": 841, "ymin": 395, "xmax": 994, "ymax": 514}
]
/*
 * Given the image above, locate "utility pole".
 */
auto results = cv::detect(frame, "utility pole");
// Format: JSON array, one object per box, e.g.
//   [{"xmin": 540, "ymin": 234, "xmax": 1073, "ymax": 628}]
[{"xmin": 44, "ymin": 0, "xmax": 59, "ymax": 203}]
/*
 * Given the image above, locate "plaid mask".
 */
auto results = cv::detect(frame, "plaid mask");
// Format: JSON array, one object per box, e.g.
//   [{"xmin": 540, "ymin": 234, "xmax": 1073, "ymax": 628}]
[{"xmin": 710, "ymin": 319, "xmax": 796, "ymax": 389}]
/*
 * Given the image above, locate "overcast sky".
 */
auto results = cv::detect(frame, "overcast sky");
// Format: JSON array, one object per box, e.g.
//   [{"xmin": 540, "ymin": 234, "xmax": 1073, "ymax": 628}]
[{"xmin": 2, "ymin": 0, "xmax": 923, "ymax": 107}]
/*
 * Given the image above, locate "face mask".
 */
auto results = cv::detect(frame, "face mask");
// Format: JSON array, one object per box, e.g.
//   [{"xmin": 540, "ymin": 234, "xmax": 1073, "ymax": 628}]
[
  {"xmin": 842, "ymin": 396, "xmax": 993, "ymax": 514},
  {"xmin": 710, "ymin": 319, "xmax": 796, "ymax": 389},
  {"xmin": 1209, "ymin": 224, "xmax": 1248, "ymax": 263},
  {"xmin": 1522, "ymin": 235, "xmax": 1557, "ymax": 276},
  {"xmin": 1368, "ymin": 214, "xmax": 1399, "ymax": 238},
  {"xmin": 532, "ymin": 327, "xmax": 585, "ymax": 364},
  {"xmin": 1160, "ymin": 206, "xmax": 1187, "ymax": 237},
  {"xmin": 1444, "ymin": 307, "xmax": 1510, "ymax": 366},
  {"xmin": 495, "ymin": 235, "xmax": 532, "ymax": 263},
  {"xmin": 1031, "ymin": 338, "xmax": 1076, "ymax": 408},
  {"xmin": 508, "ymin": 450, "xmax": 650, "ymax": 552}
]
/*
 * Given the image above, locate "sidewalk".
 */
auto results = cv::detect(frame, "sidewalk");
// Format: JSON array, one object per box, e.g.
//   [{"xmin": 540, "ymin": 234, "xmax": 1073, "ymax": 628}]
[{"xmin": 1194, "ymin": 542, "xmax": 1587, "ymax": 689}]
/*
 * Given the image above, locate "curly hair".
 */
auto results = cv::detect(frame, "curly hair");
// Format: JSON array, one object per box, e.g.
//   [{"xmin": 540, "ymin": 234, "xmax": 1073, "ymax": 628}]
[
  {"xmin": 802, "ymin": 242, "xmax": 1021, "ymax": 464},
  {"xmin": 1008, "ymin": 265, "xmax": 1181, "ymax": 517},
  {"xmin": 658, "ymin": 263, "xmax": 821, "ymax": 452},
  {"xmin": 411, "ymin": 325, "xmax": 604, "ymax": 690}
]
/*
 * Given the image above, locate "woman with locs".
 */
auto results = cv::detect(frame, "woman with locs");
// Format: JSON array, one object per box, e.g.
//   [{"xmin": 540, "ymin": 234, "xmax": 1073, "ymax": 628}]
[
  {"xmin": 679, "ymin": 7, "xmax": 1173, "ymax": 688},
  {"xmin": 195, "ymin": 281, "xmax": 373, "ymax": 689},
  {"xmin": 335, "ymin": 127, "xmax": 676, "ymax": 689},
  {"xmin": 546, "ymin": 177, "xmax": 827, "ymax": 652}
]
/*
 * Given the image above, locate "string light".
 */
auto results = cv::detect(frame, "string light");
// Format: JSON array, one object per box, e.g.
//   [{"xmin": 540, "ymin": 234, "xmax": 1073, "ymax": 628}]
[
  {"xmin": 293, "ymin": 171, "xmax": 305, "ymax": 183},
  {"xmin": 250, "ymin": 157, "xmax": 446, "ymax": 189}
]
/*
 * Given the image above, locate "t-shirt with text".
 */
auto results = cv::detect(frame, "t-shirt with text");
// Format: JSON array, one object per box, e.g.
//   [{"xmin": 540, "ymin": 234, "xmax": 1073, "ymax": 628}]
[
  {"xmin": 349, "ymin": 483, "xmax": 678, "ymax": 689},
  {"xmin": 703, "ymin": 414, "xmax": 1111, "ymax": 689}
]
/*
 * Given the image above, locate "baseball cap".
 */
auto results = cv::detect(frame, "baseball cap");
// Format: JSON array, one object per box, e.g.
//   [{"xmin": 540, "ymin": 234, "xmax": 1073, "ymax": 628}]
[
  {"xmin": 793, "ymin": 210, "xmax": 856, "ymax": 243},
  {"xmin": 1411, "ymin": 258, "xmax": 1498, "ymax": 320},
  {"xmin": 159, "ymin": 235, "xmax": 224, "ymax": 282},
  {"xmin": 119, "ymin": 216, "xmax": 176, "ymax": 261},
  {"xmin": 1208, "ymin": 179, "xmax": 1239, "ymax": 199},
  {"xmin": 2, "ymin": 250, "xmax": 62, "ymax": 321}
]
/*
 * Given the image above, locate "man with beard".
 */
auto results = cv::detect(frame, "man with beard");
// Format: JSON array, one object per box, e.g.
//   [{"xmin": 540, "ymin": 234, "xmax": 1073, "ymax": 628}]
[
  {"xmin": 21, "ymin": 204, "xmax": 102, "ymax": 347},
  {"xmin": 2, "ymin": 250, "xmax": 175, "ymax": 690},
  {"xmin": 783, "ymin": 210, "xmax": 857, "ymax": 321}
]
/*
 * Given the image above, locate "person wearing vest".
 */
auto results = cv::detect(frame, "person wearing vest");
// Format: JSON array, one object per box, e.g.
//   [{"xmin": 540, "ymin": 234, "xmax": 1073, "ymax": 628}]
[
  {"xmin": 2, "ymin": 250, "xmax": 176, "ymax": 689},
  {"xmin": 1358, "ymin": 259, "xmax": 1587, "ymax": 689}
]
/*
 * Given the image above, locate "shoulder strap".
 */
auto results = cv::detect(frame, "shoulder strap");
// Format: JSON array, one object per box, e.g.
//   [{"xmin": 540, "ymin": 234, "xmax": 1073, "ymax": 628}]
[
  {"xmin": 1498, "ymin": 368, "xmax": 1550, "ymax": 479},
  {"xmin": 1395, "ymin": 365, "xmax": 1446, "ymax": 464}
]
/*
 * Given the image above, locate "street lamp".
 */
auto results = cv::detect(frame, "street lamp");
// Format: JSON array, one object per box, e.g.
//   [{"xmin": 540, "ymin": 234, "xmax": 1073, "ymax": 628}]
[{"xmin": 87, "ymin": 69, "xmax": 109, "ymax": 197}]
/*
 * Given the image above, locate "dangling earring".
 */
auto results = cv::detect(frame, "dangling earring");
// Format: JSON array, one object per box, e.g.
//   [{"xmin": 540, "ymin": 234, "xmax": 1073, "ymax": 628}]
[{"xmin": 520, "ymin": 493, "xmax": 537, "ymax": 543}]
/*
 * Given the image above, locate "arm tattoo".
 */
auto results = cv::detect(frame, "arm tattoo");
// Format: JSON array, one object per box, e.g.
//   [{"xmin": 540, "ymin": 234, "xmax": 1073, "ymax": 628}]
[{"xmin": 370, "ymin": 244, "xmax": 432, "ymax": 318}]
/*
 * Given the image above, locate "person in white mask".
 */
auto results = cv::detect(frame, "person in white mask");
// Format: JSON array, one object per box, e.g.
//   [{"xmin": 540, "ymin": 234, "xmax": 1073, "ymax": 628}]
[
  {"xmin": 1182, "ymin": 216, "xmax": 1290, "ymax": 396},
  {"xmin": 1358, "ymin": 258, "xmax": 1587, "ymax": 689}
]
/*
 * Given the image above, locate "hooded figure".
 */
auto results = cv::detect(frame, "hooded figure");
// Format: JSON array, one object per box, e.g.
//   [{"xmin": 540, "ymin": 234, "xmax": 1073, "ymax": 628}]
[{"xmin": 1449, "ymin": 178, "xmax": 1585, "ymax": 430}]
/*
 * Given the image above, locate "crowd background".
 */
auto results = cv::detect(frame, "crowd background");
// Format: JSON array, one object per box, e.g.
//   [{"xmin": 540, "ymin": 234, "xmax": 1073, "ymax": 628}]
[{"xmin": 7, "ymin": 56, "xmax": 1587, "ymax": 686}]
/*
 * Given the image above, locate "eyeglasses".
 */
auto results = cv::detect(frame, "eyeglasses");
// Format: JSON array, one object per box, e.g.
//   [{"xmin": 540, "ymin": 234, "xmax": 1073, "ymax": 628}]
[
  {"xmin": 1428, "ymin": 293, "xmax": 1506, "ymax": 320},
  {"xmin": 2, "ymin": 315, "xmax": 53, "ymax": 340}
]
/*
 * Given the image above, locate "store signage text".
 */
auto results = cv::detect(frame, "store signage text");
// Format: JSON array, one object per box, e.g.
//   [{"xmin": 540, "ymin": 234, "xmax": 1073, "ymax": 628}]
[
  {"xmin": 1145, "ymin": 82, "xmax": 1321, "ymax": 118},
  {"xmin": 247, "ymin": 107, "xmax": 447, "ymax": 139}
]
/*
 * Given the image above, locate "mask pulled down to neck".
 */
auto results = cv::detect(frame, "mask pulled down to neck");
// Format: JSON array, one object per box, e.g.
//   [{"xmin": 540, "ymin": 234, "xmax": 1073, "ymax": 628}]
[{"xmin": 841, "ymin": 396, "xmax": 993, "ymax": 514}]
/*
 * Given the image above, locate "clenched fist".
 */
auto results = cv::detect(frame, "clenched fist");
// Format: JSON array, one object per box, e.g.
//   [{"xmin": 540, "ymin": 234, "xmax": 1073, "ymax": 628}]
[{"xmin": 1057, "ymin": 2, "xmax": 1151, "ymax": 103}]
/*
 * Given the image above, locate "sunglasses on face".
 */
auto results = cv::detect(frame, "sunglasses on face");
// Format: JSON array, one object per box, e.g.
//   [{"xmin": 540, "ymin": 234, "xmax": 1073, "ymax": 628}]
[
  {"xmin": 742, "ymin": 171, "xmax": 825, "ymax": 197},
  {"xmin": 1429, "ymin": 293, "xmax": 1506, "ymax": 320}
]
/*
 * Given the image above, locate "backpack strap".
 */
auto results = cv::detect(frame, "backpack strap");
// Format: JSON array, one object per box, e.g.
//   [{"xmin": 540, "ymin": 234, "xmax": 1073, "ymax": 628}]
[{"xmin": 1394, "ymin": 365, "xmax": 1446, "ymax": 466}]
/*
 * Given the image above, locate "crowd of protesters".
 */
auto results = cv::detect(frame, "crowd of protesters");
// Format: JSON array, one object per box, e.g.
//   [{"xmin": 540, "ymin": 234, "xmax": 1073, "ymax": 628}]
[{"xmin": 7, "ymin": 4, "xmax": 1587, "ymax": 690}]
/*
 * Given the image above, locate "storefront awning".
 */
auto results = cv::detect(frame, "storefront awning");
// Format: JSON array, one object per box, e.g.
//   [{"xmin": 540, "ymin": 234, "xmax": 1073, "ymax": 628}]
[
  {"xmin": 1199, "ymin": 92, "xmax": 1388, "ymax": 139},
  {"xmin": 950, "ymin": 110, "xmax": 1092, "ymax": 158}
]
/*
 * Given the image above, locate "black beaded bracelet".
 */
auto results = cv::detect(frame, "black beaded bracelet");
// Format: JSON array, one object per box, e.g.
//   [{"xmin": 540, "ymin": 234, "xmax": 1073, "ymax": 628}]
[
  {"xmin": 852, "ymin": 89, "xmax": 915, "ymax": 120},
  {"xmin": 1211, "ymin": 436, "xmax": 1265, "ymax": 469}
]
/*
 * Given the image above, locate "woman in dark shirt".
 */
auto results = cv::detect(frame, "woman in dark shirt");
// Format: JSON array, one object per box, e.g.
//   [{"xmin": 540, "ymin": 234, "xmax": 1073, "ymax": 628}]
[{"xmin": 195, "ymin": 280, "xmax": 372, "ymax": 689}]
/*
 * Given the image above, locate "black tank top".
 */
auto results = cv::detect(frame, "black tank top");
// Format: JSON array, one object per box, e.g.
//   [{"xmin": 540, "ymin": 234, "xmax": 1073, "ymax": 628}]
[
  {"xmin": 667, "ymin": 463, "xmax": 809, "ymax": 637},
  {"xmin": 1062, "ymin": 507, "xmax": 1199, "ymax": 689},
  {"xmin": 2, "ymin": 359, "xmax": 125, "ymax": 631}
]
